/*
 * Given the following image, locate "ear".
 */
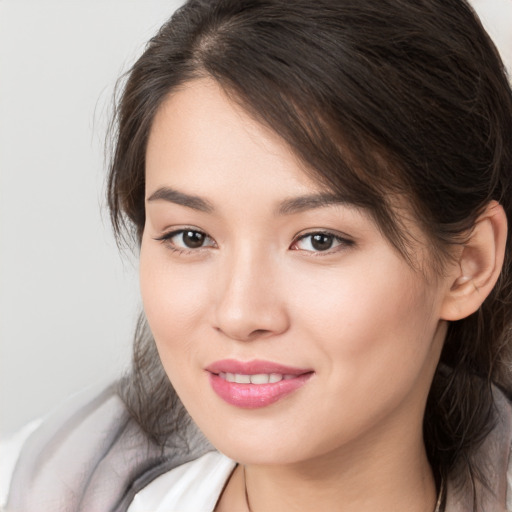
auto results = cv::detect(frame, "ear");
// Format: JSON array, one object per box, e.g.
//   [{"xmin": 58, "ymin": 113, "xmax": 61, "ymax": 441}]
[{"xmin": 441, "ymin": 201, "xmax": 508, "ymax": 321}]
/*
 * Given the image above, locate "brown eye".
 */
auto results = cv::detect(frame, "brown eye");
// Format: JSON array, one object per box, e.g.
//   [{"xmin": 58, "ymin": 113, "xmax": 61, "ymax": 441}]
[
  {"xmin": 310, "ymin": 233, "xmax": 334, "ymax": 251},
  {"xmin": 182, "ymin": 230, "xmax": 206, "ymax": 248},
  {"xmin": 291, "ymin": 231, "xmax": 353, "ymax": 253},
  {"xmin": 155, "ymin": 228, "xmax": 216, "ymax": 251}
]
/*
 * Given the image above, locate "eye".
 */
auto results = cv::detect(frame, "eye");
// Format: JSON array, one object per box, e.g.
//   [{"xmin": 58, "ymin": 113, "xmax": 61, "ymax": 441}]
[
  {"xmin": 291, "ymin": 231, "xmax": 353, "ymax": 253},
  {"xmin": 155, "ymin": 228, "xmax": 216, "ymax": 251}
]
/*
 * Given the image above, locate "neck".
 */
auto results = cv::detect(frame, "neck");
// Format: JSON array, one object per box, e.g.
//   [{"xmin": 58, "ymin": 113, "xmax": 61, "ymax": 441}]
[{"xmin": 241, "ymin": 429, "xmax": 437, "ymax": 512}]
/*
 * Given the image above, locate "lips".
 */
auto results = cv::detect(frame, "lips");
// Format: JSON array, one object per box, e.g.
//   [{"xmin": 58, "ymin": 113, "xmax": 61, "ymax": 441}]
[{"xmin": 205, "ymin": 359, "xmax": 314, "ymax": 408}]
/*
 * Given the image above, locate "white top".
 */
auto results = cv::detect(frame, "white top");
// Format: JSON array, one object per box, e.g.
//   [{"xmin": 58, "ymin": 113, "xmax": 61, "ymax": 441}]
[
  {"xmin": 127, "ymin": 451, "xmax": 236, "ymax": 512},
  {"xmin": 1, "ymin": 425, "xmax": 236, "ymax": 512}
]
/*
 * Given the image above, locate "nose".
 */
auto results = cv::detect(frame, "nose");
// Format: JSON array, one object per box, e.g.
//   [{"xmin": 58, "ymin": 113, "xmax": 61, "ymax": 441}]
[{"xmin": 213, "ymin": 249, "xmax": 290, "ymax": 342}]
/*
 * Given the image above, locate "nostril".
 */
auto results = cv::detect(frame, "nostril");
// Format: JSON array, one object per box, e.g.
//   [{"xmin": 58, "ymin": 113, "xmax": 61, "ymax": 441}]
[
  {"xmin": 250, "ymin": 329, "xmax": 271, "ymax": 337},
  {"xmin": 213, "ymin": 295, "xmax": 290, "ymax": 341},
  {"xmin": 242, "ymin": 328, "xmax": 274, "ymax": 341},
  {"xmin": 214, "ymin": 325, "xmax": 274, "ymax": 342}
]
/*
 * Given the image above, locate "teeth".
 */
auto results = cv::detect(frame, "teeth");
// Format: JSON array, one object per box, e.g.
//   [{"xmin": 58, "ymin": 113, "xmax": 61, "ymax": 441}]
[
  {"xmin": 250, "ymin": 374, "xmax": 269, "ymax": 384},
  {"xmin": 219, "ymin": 372, "xmax": 288, "ymax": 384}
]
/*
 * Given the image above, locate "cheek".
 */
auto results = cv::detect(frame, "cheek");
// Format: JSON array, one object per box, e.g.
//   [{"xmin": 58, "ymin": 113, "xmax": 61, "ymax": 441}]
[
  {"xmin": 288, "ymin": 255, "xmax": 441, "ymax": 392},
  {"xmin": 139, "ymin": 243, "xmax": 211, "ymax": 357}
]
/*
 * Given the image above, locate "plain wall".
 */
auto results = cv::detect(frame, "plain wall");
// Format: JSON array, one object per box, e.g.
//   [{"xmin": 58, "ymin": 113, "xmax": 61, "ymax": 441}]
[
  {"xmin": 0, "ymin": 0, "xmax": 511, "ymax": 438},
  {"xmin": 0, "ymin": 0, "xmax": 185, "ymax": 437}
]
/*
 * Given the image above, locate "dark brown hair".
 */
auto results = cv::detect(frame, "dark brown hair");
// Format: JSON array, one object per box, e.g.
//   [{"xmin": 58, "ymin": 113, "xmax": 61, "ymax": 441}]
[{"xmin": 108, "ymin": 0, "xmax": 512, "ymax": 501}]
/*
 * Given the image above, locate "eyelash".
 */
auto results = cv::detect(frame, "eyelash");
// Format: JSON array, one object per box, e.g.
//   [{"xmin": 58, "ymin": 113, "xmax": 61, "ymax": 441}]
[
  {"xmin": 154, "ymin": 228, "xmax": 354, "ymax": 255},
  {"xmin": 154, "ymin": 228, "xmax": 216, "ymax": 255},
  {"xmin": 291, "ymin": 231, "xmax": 355, "ymax": 255}
]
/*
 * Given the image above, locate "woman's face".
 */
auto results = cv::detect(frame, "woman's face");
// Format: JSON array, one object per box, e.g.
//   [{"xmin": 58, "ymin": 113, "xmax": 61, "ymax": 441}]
[{"xmin": 141, "ymin": 78, "xmax": 454, "ymax": 466}]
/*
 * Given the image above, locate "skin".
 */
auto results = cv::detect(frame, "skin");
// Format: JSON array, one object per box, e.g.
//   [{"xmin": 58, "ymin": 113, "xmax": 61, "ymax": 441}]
[{"xmin": 140, "ymin": 78, "xmax": 475, "ymax": 511}]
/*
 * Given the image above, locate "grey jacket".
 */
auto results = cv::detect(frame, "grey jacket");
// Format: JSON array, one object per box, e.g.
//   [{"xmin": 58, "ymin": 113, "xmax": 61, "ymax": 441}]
[{"xmin": 4, "ymin": 382, "xmax": 512, "ymax": 511}]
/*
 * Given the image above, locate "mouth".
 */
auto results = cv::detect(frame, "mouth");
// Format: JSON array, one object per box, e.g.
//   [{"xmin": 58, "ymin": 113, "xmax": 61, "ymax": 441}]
[
  {"xmin": 218, "ymin": 372, "xmax": 298, "ymax": 384},
  {"xmin": 205, "ymin": 359, "xmax": 314, "ymax": 409}
]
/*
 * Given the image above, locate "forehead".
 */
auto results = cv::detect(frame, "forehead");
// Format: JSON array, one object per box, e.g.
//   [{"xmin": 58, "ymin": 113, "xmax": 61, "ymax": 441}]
[{"xmin": 146, "ymin": 78, "xmax": 328, "ymax": 200}]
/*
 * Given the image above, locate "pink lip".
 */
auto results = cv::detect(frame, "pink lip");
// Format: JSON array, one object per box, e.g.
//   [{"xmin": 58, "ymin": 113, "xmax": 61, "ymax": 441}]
[{"xmin": 205, "ymin": 359, "xmax": 314, "ymax": 409}]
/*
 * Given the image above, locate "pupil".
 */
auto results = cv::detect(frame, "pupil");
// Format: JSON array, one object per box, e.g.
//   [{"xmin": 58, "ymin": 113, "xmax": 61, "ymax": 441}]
[
  {"xmin": 183, "ymin": 231, "xmax": 205, "ymax": 248},
  {"xmin": 312, "ymin": 234, "xmax": 333, "ymax": 251}
]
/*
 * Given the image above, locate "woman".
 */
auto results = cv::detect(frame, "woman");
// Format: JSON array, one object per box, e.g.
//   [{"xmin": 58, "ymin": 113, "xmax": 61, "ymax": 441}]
[{"xmin": 4, "ymin": 0, "xmax": 512, "ymax": 510}]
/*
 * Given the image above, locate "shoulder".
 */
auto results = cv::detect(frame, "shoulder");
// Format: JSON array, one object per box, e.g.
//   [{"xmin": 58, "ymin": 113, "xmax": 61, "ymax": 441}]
[
  {"xmin": 0, "ymin": 419, "xmax": 42, "ymax": 509},
  {"xmin": 128, "ymin": 451, "xmax": 236, "ymax": 512},
  {"xmin": 491, "ymin": 387, "xmax": 512, "ymax": 511},
  {"xmin": 2, "ymin": 381, "xmax": 212, "ymax": 512},
  {"xmin": 506, "ymin": 390, "xmax": 512, "ymax": 511},
  {"xmin": 509, "ymin": 449, "xmax": 512, "ymax": 512},
  {"xmin": 492, "ymin": 386, "xmax": 512, "ymax": 511},
  {"xmin": 446, "ymin": 385, "xmax": 512, "ymax": 511}
]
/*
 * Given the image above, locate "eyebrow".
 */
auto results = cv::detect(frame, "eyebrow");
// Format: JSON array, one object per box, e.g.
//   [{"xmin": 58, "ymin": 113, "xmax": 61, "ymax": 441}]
[
  {"xmin": 147, "ymin": 187, "xmax": 349, "ymax": 215},
  {"xmin": 277, "ymin": 193, "xmax": 350, "ymax": 215},
  {"xmin": 147, "ymin": 187, "xmax": 214, "ymax": 213}
]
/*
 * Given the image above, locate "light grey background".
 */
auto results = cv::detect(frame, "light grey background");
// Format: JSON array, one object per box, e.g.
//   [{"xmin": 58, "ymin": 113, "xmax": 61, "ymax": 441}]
[
  {"xmin": 0, "ymin": 0, "xmax": 185, "ymax": 437},
  {"xmin": 0, "ymin": 0, "xmax": 511, "ymax": 438}
]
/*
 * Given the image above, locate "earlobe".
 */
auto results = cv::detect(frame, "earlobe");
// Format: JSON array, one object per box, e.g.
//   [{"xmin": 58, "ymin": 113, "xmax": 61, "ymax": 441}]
[{"xmin": 441, "ymin": 201, "xmax": 508, "ymax": 321}]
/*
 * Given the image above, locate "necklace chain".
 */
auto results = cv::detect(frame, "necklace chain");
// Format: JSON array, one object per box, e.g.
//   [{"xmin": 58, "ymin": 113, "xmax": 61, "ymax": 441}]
[
  {"xmin": 434, "ymin": 478, "xmax": 444, "ymax": 512},
  {"xmin": 243, "ymin": 465, "xmax": 252, "ymax": 512},
  {"xmin": 243, "ymin": 465, "xmax": 444, "ymax": 512}
]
